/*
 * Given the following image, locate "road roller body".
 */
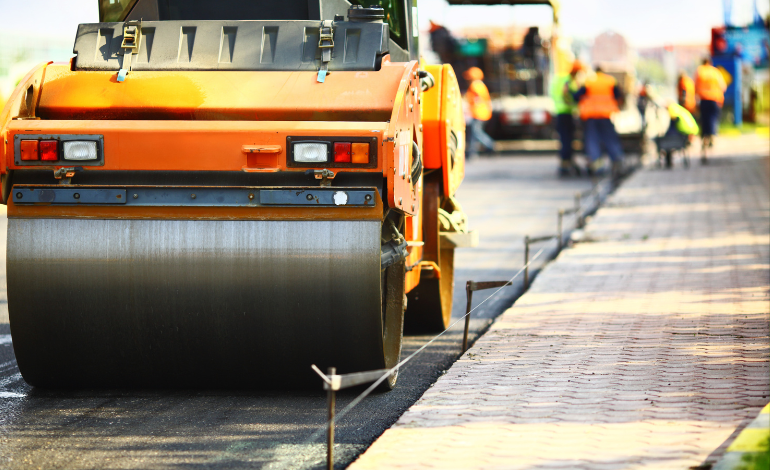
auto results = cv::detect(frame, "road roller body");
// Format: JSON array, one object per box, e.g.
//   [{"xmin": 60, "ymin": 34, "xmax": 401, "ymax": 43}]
[{"xmin": 1, "ymin": 0, "xmax": 473, "ymax": 388}]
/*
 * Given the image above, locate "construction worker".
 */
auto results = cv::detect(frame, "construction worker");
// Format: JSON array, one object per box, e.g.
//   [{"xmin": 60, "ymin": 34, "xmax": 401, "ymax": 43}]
[
  {"xmin": 463, "ymin": 67, "xmax": 494, "ymax": 159},
  {"xmin": 637, "ymin": 81, "xmax": 650, "ymax": 129},
  {"xmin": 656, "ymin": 102, "xmax": 700, "ymax": 169},
  {"xmin": 429, "ymin": 21, "xmax": 459, "ymax": 68},
  {"xmin": 694, "ymin": 58, "xmax": 727, "ymax": 163},
  {"xmin": 550, "ymin": 60, "xmax": 582, "ymax": 176},
  {"xmin": 667, "ymin": 102, "xmax": 700, "ymax": 138},
  {"xmin": 573, "ymin": 65, "xmax": 624, "ymax": 176},
  {"xmin": 677, "ymin": 71, "xmax": 697, "ymax": 114}
]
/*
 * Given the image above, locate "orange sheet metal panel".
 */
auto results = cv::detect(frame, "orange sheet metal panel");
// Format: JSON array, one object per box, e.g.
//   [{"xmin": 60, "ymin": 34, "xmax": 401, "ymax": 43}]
[
  {"xmin": 5, "ymin": 120, "xmax": 387, "ymax": 172},
  {"xmin": 384, "ymin": 61, "xmax": 421, "ymax": 217},
  {"xmin": 0, "ymin": 62, "xmax": 49, "ymax": 127},
  {"xmin": 403, "ymin": 201, "xmax": 424, "ymax": 293},
  {"xmin": 380, "ymin": 60, "xmax": 424, "ymax": 290},
  {"xmin": 36, "ymin": 65, "xmax": 404, "ymax": 122}
]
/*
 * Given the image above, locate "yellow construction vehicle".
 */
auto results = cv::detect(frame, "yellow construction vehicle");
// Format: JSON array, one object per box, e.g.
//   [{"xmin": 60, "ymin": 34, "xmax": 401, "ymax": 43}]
[{"xmin": 1, "ymin": 0, "xmax": 473, "ymax": 388}]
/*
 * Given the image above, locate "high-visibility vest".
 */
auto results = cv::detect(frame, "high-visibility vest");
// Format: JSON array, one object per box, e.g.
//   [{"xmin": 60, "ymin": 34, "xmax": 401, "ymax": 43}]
[
  {"xmin": 668, "ymin": 103, "xmax": 699, "ymax": 135},
  {"xmin": 551, "ymin": 74, "xmax": 578, "ymax": 115},
  {"xmin": 579, "ymin": 72, "xmax": 619, "ymax": 120},
  {"xmin": 695, "ymin": 64, "xmax": 727, "ymax": 105},
  {"xmin": 678, "ymin": 75, "xmax": 696, "ymax": 113},
  {"xmin": 466, "ymin": 80, "xmax": 492, "ymax": 121}
]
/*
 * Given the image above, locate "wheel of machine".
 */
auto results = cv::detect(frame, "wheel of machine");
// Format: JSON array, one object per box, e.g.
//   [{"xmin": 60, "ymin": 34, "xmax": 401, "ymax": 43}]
[
  {"xmin": 380, "ymin": 260, "xmax": 406, "ymax": 389},
  {"xmin": 405, "ymin": 175, "xmax": 456, "ymax": 333},
  {"xmin": 405, "ymin": 246, "xmax": 455, "ymax": 333},
  {"xmin": 8, "ymin": 218, "xmax": 404, "ymax": 388}
]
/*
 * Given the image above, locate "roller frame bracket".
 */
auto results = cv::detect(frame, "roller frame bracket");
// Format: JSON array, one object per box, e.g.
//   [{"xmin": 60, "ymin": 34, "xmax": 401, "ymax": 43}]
[{"xmin": 11, "ymin": 185, "xmax": 376, "ymax": 207}]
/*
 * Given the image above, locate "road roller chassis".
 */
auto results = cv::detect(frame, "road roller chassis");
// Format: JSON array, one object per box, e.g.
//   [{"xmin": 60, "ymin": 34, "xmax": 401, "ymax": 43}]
[{"xmin": 1, "ymin": 0, "xmax": 471, "ymax": 388}]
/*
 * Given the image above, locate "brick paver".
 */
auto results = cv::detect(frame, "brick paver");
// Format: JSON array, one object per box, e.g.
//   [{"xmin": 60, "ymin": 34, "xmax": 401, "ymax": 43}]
[{"xmin": 351, "ymin": 151, "xmax": 769, "ymax": 469}]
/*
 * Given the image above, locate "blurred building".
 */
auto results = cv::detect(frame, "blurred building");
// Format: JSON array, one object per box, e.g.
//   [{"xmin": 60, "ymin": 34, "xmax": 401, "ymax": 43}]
[
  {"xmin": 592, "ymin": 31, "xmax": 631, "ymax": 65},
  {"xmin": 637, "ymin": 44, "xmax": 710, "ymax": 77}
]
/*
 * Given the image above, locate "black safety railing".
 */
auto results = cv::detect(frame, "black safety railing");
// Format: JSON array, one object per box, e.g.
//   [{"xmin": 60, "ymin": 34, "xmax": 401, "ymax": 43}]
[
  {"xmin": 295, "ymin": 246, "xmax": 546, "ymax": 470},
  {"xmin": 279, "ymin": 173, "xmax": 622, "ymax": 470},
  {"xmin": 524, "ymin": 178, "xmax": 612, "ymax": 289}
]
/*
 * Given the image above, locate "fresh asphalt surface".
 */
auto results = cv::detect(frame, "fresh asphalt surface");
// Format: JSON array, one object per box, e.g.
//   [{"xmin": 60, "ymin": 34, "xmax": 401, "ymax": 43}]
[{"xmin": 0, "ymin": 155, "xmax": 597, "ymax": 469}]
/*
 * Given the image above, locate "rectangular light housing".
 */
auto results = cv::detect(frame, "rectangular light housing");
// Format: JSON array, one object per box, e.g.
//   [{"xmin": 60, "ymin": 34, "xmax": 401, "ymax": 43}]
[
  {"xmin": 333, "ymin": 142, "xmax": 351, "ymax": 163},
  {"xmin": 40, "ymin": 140, "xmax": 59, "ymax": 161},
  {"xmin": 63, "ymin": 141, "xmax": 98, "ymax": 161},
  {"xmin": 293, "ymin": 142, "xmax": 328, "ymax": 163},
  {"xmin": 20, "ymin": 140, "xmax": 39, "ymax": 161},
  {"xmin": 286, "ymin": 136, "xmax": 376, "ymax": 168},
  {"xmin": 351, "ymin": 143, "xmax": 369, "ymax": 164}
]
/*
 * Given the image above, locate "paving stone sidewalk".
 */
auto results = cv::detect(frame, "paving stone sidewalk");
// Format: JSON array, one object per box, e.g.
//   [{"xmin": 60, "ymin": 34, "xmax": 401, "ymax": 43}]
[{"xmin": 351, "ymin": 152, "xmax": 770, "ymax": 470}]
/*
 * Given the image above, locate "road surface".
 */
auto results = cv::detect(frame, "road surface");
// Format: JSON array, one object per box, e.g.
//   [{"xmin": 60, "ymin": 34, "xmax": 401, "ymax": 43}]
[{"xmin": 0, "ymin": 155, "xmax": 594, "ymax": 469}]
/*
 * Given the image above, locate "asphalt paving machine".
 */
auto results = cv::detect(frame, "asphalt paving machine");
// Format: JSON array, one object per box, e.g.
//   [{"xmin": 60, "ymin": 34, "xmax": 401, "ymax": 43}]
[{"xmin": 1, "ymin": 0, "xmax": 474, "ymax": 388}]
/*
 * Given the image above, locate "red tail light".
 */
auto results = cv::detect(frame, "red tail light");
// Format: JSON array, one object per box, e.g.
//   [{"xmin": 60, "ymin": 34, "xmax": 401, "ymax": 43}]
[
  {"xmin": 333, "ymin": 142, "xmax": 351, "ymax": 163},
  {"xmin": 40, "ymin": 140, "xmax": 59, "ymax": 161}
]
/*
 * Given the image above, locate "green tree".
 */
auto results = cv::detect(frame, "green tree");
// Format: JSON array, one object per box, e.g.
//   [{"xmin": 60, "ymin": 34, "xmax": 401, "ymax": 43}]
[{"xmin": 635, "ymin": 58, "xmax": 668, "ymax": 86}]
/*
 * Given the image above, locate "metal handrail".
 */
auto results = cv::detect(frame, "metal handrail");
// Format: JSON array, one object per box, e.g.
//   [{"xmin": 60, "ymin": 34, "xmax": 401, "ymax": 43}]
[{"xmin": 296, "ymin": 171, "xmax": 626, "ymax": 470}]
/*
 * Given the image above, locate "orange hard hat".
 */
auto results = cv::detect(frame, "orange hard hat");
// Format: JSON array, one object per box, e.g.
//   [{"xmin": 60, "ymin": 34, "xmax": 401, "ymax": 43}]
[
  {"xmin": 570, "ymin": 61, "xmax": 584, "ymax": 74},
  {"xmin": 463, "ymin": 67, "xmax": 484, "ymax": 81}
]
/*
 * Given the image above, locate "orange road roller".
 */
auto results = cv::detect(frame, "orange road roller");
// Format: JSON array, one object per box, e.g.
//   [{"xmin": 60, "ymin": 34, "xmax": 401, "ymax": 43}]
[{"xmin": 1, "ymin": 0, "xmax": 476, "ymax": 388}]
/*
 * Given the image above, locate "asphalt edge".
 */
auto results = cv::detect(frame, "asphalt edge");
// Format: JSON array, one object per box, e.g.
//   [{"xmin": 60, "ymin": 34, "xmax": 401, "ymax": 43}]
[{"xmin": 712, "ymin": 403, "xmax": 770, "ymax": 470}]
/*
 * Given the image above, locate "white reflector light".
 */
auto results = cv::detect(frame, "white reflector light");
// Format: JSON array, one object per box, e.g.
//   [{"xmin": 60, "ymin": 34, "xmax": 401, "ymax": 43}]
[
  {"xmin": 531, "ymin": 110, "xmax": 547, "ymax": 125},
  {"xmin": 63, "ymin": 141, "xmax": 98, "ymax": 161},
  {"xmin": 294, "ymin": 143, "xmax": 328, "ymax": 162}
]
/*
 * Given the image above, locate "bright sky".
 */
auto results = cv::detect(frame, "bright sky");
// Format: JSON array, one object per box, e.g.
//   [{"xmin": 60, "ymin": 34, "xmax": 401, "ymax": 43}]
[
  {"xmin": 0, "ymin": 0, "xmax": 766, "ymax": 48},
  {"xmin": 0, "ymin": 0, "xmax": 97, "ymax": 38}
]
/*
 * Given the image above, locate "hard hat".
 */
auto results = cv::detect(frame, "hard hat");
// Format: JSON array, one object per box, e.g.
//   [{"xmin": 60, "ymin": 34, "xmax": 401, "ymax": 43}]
[
  {"xmin": 463, "ymin": 67, "xmax": 484, "ymax": 81},
  {"xmin": 570, "ymin": 61, "xmax": 584, "ymax": 74}
]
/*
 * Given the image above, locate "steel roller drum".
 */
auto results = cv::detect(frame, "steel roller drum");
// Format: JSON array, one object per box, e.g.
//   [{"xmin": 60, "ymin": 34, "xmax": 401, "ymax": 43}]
[{"xmin": 8, "ymin": 218, "xmax": 384, "ymax": 388}]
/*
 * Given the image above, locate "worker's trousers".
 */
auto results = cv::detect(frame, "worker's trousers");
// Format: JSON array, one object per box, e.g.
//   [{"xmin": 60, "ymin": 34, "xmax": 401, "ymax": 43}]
[
  {"xmin": 555, "ymin": 113, "xmax": 575, "ymax": 161},
  {"xmin": 583, "ymin": 118, "xmax": 624, "ymax": 162},
  {"xmin": 468, "ymin": 119, "xmax": 495, "ymax": 158}
]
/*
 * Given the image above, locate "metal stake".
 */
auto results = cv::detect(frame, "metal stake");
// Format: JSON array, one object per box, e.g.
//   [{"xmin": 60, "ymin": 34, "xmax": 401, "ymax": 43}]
[
  {"xmin": 311, "ymin": 365, "xmax": 390, "ymax": 470},
  {"xmin": 462, "ymin": 281, "xmax": 512, "ymax": 353},
  {"xmin": 327, "ymin": 366, "xmax": 335, "ymax": 470},
  {"xmin": 463, "ymin": 281, "xmax": 473, "ymax": 352},
  {"xmin": 524, "ymin": 235, "xmax": 530, "ymax": 289},
  {"xmin": 557, "ymin": 209, "xmax": 564, "ymax": 251}
]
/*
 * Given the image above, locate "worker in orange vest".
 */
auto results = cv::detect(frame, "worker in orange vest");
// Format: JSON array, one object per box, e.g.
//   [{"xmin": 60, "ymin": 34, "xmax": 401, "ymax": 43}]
[
  {"xmin": 677, "ymin": 71, "xmax": 697, "ymax": 114},
  {"xmin": 694, "ymin": 58, "xmax": 727, "ymax": 163},
  {"xmin": 463, "ymin": 67, "xmax": 494, "ymax": 159},
  {"xmin": 572, "ymin": 65, "xmax": 624, "ymax": 176}
]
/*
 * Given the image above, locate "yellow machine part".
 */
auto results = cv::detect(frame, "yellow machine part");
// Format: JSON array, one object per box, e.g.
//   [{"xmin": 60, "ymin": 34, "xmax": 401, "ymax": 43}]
[{"xmin": 420, "ymin": 64, "xmax": 465, "ymax": 198}]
